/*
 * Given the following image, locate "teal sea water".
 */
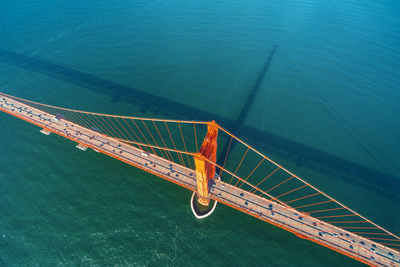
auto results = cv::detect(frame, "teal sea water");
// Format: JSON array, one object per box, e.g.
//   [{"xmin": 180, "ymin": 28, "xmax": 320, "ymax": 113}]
[{"xmin": 0, "ymin": 0, "xmax": 399, "ymax": 265}]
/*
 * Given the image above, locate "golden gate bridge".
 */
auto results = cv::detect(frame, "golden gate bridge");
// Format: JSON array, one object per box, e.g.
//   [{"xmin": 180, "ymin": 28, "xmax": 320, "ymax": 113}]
[{"xmin": 0, "ymin": 92, "xmax": 399, "ymax": 266}]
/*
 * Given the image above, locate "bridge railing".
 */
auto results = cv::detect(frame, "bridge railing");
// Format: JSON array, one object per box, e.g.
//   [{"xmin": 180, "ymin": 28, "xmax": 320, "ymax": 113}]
[{"xmin": 2, "ymin": 92, "xmax": 399, "ymax": 252}]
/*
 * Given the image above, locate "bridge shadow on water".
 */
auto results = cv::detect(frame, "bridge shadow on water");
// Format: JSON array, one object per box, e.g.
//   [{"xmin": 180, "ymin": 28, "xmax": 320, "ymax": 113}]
[{"xmin": 0, "ymin": 48, "xmax": 399, "ymax": 202}]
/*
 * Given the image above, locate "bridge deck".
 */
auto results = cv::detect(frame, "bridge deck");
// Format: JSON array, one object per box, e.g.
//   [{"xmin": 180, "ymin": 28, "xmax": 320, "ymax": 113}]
[{"xmin": 0, "ymin": 95, "xmax": 398, "ymax": 267}]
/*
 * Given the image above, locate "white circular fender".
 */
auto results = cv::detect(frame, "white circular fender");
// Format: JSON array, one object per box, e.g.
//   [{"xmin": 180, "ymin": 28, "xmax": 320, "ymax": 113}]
[{"xmin": 190, "ymin": 191, "xmax": 218, "ymax": 219}]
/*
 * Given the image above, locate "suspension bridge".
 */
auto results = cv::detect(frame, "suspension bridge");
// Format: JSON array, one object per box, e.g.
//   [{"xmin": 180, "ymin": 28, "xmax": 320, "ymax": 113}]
[{"xmin": 0, "ymin": 92, "xmax": 399, "ymax": 266}]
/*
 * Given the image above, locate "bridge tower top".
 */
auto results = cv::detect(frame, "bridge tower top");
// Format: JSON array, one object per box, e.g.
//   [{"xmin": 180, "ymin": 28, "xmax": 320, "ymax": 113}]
[{"xmin": 194, "ymin": 121, "xmax": 218, "ymax": 206}]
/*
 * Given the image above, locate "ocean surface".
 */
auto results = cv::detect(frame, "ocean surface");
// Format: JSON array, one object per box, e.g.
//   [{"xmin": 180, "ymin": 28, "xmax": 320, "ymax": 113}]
[{"xmin": 0, "ymin": 0, "xmax": 399, "ymax": 265}]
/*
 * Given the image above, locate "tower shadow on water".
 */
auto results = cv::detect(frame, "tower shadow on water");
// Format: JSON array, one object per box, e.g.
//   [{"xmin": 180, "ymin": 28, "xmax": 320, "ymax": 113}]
[
  {"xmin": 0, "ymin": 48, "xmax": 399, "ymax": 202},
  {"xmin": 216, "ymin": 45, "xmax": 277, "ymax": 168}
]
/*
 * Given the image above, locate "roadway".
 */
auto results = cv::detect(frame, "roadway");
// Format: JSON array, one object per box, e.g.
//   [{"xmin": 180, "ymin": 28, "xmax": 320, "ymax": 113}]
[{"xmin": 0, "ymin": 94, "xmax": 398, "ymax": 267}]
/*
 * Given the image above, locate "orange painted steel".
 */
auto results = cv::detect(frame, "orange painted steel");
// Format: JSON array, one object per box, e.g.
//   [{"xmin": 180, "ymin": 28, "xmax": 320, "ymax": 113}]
[
  {"xmin": 206, "ymin": 187, "xmax": 378, "ymax": 267},
  {"xmin": 294, "ymin": 200, "xmax": 334, "ymax": 210},
  {"xmin": 100, "ymin": 114, "xmax": 120, "ymax": 138},
  {"xmin": 250, "ymin": 166, "xmax": 281, "ymax": 194},
  {"xmin": 269, "ymin": 184, "xmax": 308, "ymax": 202},
  {"xmin": 193, "ymin": 123, "xmax": 199, "ymax": 153},
  {"xmin": 164, "ymin": 121, "xmax": 185, "ymax": 166},
  {"xmin": 178, "ymin": 121, "xmax": 192, "ymax": 169},
  {"xmin": 193, "ymin": 121, "xmax": 218, "ymax": 206},
  {"xmin": 382, "ymin": 243, "xmax": 400, "ymax": 247},
  {"xmin": 341, "ymin": 227, "xmax": 379, "ymax": 229},
  {"xmin": 116, "ymin": 117, "xmax": 140, "ymax": 150},
  {"xmin": 193, "ymin": 154, "xmax": 209, "ymax": 205},
  {"xmin": 141, "ymin": 119, "xmax": 167, "ymax": 160},
  {"xmin": 0, "ymin": 92, "xmax": 210, "ymax": 124},
  {"xmin": 284, "ymin": 192, "xmax": 320, "ymax": 204},
  {"xmin": 265, "ymin": 175, "xmax": 295, "ymax": 193},
  {"xmin": 354, "ymin": 232, "xmax": 391, "ymax": 235},
  {"xmin": 201, "ymin": 157, "xmax": 286, "ymax": 205},
  {"xmin": 108, "ymin": 116, "xmax": 129, "ymax": 141},
  {"xmin": 79, "ymin": 113, "xmax": 97, "ymax": 132},
  {"xmin": 115, "ymin": 139, "xmax": 196, "ymax": 164},
  {"xmin": 218, "ymin": 136, "xmax": 232, "ymax": 177},
  {"xmin": 365, "ymin": 237, "xmax": 400, "ymax": 241},
  {"xmin": 215, "ymin": 124, "xmax": 400, "ymax": 241},
  {"xmin": 132, "ymin": 119, "xmax": 158, "ymax": 156},
  {"xmin": 122, "ymin": 118, "xmax": 148, "ymax": 152},
  {"xmin": 327, "ymin": 221, "xmax": 368, "ymax": 224},
  {"xmin": 229, "ymin": 147, "xmax": 249, "ymax": 184},
  {"xmin": 83, "ymin": 113, "xmax": 105, "ymax": 134},
  {"xmin": 96, "ymin": 114, "xmax": 116, "ymax": 137},
  {"xmin": 1, "ymin": 92, "xmax": 400, "ymax": 266},
  {"xmin": 308, "ymin": 207, "xmax": 346, "ymax": 214},
  {"xmin": 237, "ymin": 158, "xmax": 265, "ymax": 188},
  {"xmin": 152, "ymin": 121, "xmax": 173, "ymax": 162},
  {"xmin": 315, "ymin": 214, "xmax": 357, "ymax": 219},
  {"xmin": 2, "ymin": 91, "xmax": 395, "ymax": 240},
  {"xmin": 12, "ymin": 88, "xmax": 395, "ymax": 245}
]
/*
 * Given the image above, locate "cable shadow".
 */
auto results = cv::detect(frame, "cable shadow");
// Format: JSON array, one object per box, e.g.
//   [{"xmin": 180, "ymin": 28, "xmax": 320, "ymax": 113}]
[{"xmin": 0, "ymin": 49, "xmax": 399, "ymax": 201}]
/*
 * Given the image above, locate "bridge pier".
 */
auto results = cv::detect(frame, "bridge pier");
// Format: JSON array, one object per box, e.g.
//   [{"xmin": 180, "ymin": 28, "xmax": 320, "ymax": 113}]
[
  {"xmin": 190, "ymin": 178, "xmax": 218, "ymax": 219},
  {"xmin": 191, "ymin": 121, "xmax": 219, "ymax": 218}
]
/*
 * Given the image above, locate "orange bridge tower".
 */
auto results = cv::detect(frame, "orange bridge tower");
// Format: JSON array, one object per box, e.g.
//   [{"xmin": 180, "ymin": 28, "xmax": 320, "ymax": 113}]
[{"xmin": 193, "ymin": 121, "xmax": 218, "ymax": 206}]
